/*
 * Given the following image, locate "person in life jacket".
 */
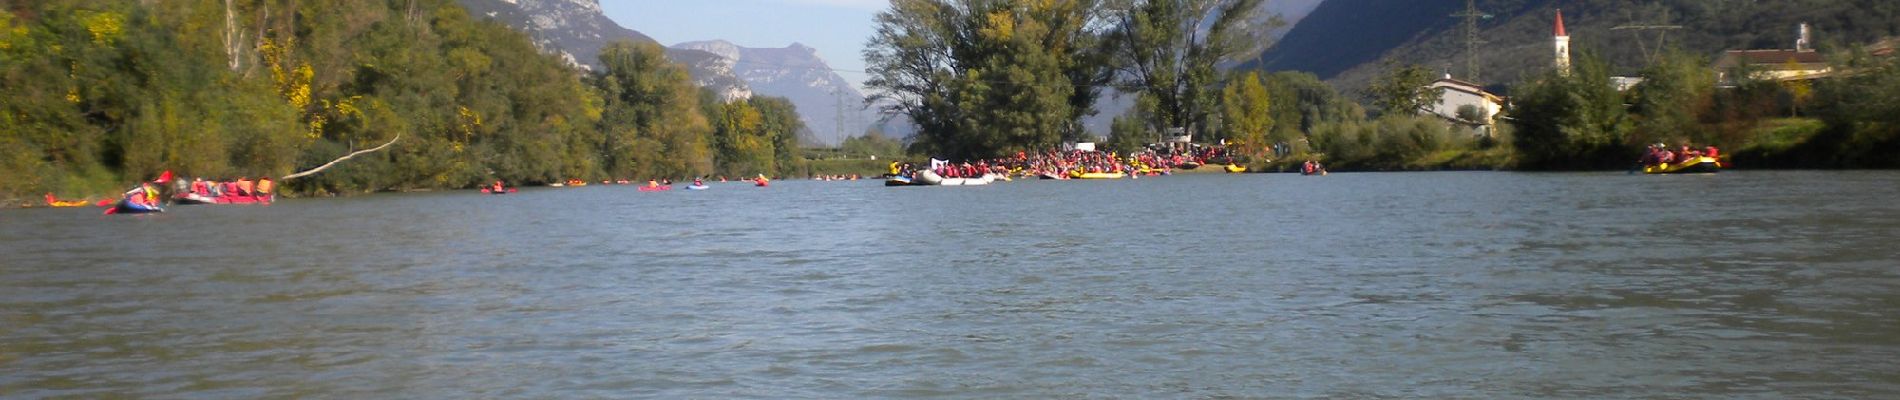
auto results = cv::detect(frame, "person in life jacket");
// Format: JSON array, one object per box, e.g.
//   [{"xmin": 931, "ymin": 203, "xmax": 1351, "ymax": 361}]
[
  {"xmin": 692, "ymin": 177, "xmax": 704, "ymax": 186},
  {"xmin": 490, "ymin": 180, "xmax": 504, "ymax": 192},
  {"xmin": 256, "ymin": 177, "xmax": 275, "ymax": 197},
  {"xmin": 647, "ymin": 179, "xmax": 659, "ymax": 188},
  {"xmin": 124, "ymin": 173, "xmax": 169, "ymax": 208}
]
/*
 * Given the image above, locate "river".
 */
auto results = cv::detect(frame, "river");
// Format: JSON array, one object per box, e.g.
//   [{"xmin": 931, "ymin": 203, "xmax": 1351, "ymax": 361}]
[{"xmin": 3, "ymin": 171, "xmax": 1898, "ymax": 398}]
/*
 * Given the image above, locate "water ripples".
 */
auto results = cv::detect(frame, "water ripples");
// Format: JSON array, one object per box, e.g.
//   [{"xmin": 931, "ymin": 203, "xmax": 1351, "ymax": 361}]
[{"xmin": 4, "ymin": 171, "xmax": 1900, "ymax": 398}]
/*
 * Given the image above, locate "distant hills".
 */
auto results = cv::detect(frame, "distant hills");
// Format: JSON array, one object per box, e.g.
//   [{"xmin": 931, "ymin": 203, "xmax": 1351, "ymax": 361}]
[
  {"xmin": 1251, "ymin": 0, "xmax": 1900, "ymax": 95},
  {"xmin": 672, "ymin": 40, "xmax": 877, "ymax": 146},
  {"xmin": 456, "ymin": 0, "xmax": 752, "ymax": 100},
  {"xmin": 457, "ymin": 0, "xmax": 881, "ymax": 146},
  {"xmin": 456, "ymin": 0, "xmax": 751, "ymax": 99}
]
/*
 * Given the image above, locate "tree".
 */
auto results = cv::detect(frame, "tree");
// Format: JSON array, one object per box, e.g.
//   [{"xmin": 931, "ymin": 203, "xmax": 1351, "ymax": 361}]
[
  {"xmin": 1628, "ymin": 50, "xmax": 1714, "ymax": 147},
  {"xmin": 1104, "ymin": 101, "xmax": 1154, "ymax": 155},
  {"xmin": 1364, "ymin": 62, "xmax": 1442, "ymax": 117},
  {"xmin": 1780, "ymin": 58, "xmax": 1815, "ymax": 117},
  {"xmin": 712, "ymin": 99, "xmax": 775, "ymax": 176},
  {"xmin": 593, "ymin": 40, "xmax": 714, "ymax": 179},
  {"xmin": 1105, "ymin": 0, "xmax": 1272, "ymax": 141},
  {"xmin": 1508, "ymin": 51, "xmax": 1632, "ymax": 170},
  {"xmin": 1220, "ymin": 71, "xmax": 1272, "ymax": 159},
  {"xmin": 750, "ymin": 96, "xmax": 806, "ymax": 176},
  {"xmin": 863, "ymin": 0, "xmax": 1104, "ymax": 160}
]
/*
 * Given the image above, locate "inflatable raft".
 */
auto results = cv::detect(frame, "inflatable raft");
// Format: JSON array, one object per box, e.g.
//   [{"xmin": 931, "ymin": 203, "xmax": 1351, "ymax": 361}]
[{"xmin": 1643, "ymin": 156, "xmax": 1722, "ymax": 174}]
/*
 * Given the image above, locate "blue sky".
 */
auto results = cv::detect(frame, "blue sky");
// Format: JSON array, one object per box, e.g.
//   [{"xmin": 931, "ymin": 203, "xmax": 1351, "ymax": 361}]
[{"xmin": 600, "ymin": 0, "xmax": 883, "ymax": 89}]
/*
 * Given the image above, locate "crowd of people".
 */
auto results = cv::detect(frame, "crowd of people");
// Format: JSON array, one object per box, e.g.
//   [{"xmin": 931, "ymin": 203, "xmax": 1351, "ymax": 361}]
[
  {"xmin": 1639, "ymin": 144, "xmax": 1720, "ymax": 167},
  {"xmin": 890, "ymin": 144, "xmax": 1235, "ymax": 180},
  {"xmin": 1300, "ymin": 160, "xmax": 1327, "ymax": 175},
  {"xmin": 176, "ymin": 176, "xmax": 275, "ymax": 200}
]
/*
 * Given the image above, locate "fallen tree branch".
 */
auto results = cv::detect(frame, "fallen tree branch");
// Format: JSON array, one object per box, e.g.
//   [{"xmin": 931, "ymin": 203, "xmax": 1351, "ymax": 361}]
[{"xmin": 280, "ymin": 134, "xmax": 401, "ymax": 181}]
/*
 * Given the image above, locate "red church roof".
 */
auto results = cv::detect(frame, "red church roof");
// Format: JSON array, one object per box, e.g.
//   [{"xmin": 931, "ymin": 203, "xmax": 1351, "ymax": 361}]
[{"xmin": 1554, "ymin": 9, "xmax": 1567, "ymax": 37}]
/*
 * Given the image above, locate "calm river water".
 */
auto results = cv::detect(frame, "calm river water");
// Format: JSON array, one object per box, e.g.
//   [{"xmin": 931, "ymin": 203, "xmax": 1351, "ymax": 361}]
[{"xmin": 3, "ymin": 171, "xmax": 1899, "ymax": 398}]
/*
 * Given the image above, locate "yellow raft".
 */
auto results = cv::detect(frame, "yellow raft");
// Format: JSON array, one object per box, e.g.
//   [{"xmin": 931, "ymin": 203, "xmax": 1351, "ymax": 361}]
[
  {"xmin": 1643, "ymin": 156, "xmax": 1721, "ymax": 174},
  {"xmin": 1070, "ymin": 171, "xmax": 1127, "ymax": 179},
  {"xmin": 1224, "ymin": 164, "xmax": 1248, "ymax": 173}
]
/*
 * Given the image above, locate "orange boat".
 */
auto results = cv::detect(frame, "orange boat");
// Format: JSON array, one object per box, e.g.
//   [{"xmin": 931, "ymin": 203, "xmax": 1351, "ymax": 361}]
[{"xmin": 43, "ymin": 193, "xmax": 91, "ymax": 207}]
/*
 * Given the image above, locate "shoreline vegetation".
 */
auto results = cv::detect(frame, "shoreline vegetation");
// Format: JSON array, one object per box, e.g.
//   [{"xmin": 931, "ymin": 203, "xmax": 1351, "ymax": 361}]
[{"xmin": 7, "ymin": 1, "xmax": 1899, "ymax": 208}]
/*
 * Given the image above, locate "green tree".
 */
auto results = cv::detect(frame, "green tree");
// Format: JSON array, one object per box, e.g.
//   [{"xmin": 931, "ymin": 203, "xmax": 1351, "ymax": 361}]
[
  {"xmin": 1105, "ymin": 0, "xmax": 1272, "ymax": 140},
  {"xmin": 864, "ymin": 0, "xmax": 1103, "ymax": 160},
  {"xmin": 712, "ymin": 99, "xmax": 777, "ymax": 176},
  {"xmin": 840, "ymin": 130, "xmax": 906, "ymax": 160},
  {"xmin": 1104, "ymin": 102, "xmax": 1154, "ymax": 156},
  {"xmin": 1220, "ymin": 71, "xmax": 1272, "ymax": 159},
  {"xmin": 593, "ymin": 40, "xmax": 714, "ymax": 179},
  {"xmin": 750, "ymin": 96, "xmax": 807, "ymax": 176},
  {"xmin": 1508, "ymin": 51, "xmax": 1633, "ymax": 170},
  {"xmin": 1627, "ymin": 50, "xmax": 1714, "ymax": 147},
  {"xmin": 1364, "ymin": 62, "xmax": 1442, "ymax": 117}
]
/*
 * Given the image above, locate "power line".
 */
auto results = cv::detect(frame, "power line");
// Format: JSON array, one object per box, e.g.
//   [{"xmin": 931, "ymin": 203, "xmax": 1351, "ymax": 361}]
[
  {"xmin": 1450, "ymin": 0, "xmax": 1491, "ymax": 83},
  {"xmin": 1612, "ymin": 6, "xmax": 1683, "ymax": 65}
]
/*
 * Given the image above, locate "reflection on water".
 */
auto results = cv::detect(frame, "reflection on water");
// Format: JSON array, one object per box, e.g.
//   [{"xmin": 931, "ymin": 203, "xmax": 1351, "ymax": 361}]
[{"xmin": 3, "ymin": 171, "xmax": 1899, "ymax": 398}]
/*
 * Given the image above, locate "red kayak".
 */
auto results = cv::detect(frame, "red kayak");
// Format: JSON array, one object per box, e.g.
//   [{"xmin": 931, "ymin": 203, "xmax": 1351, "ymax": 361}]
[
  {"xmin": 638, "ymin": 185, "xmax": 672, "ymax": 192},
  {"xmin": 479, "ymin": 187, "xmax": 518, "ymax": 194}
]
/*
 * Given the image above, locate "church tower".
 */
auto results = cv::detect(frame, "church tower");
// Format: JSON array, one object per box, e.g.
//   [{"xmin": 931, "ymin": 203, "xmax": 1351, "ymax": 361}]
[{"xmin": 1554, "ymin": 9, "xmax": 1571, "ymax": 75}]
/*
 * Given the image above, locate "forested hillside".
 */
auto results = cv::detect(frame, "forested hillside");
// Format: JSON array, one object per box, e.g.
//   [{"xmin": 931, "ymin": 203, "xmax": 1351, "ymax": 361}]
[
  {"xmin": 1254, "ymin": 0, "xmax": 1900, "ymax": 93},
  {"xmin": 0, "ymin": 0, "xmax": 803, "ymax": 203}
]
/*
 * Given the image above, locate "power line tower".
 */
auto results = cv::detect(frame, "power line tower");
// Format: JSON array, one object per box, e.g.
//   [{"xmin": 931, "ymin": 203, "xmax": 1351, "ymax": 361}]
[
  {"xmin": 1613, "ymin": 5, "xmax": 1683, "ymax": 65},
  {"xmin": 831, "ymin": 88, "xmax": 848, "ymax": 144},
  {"xmin": 1450, "ymin": 0, "xmax": 1492, "ymax": 83}
]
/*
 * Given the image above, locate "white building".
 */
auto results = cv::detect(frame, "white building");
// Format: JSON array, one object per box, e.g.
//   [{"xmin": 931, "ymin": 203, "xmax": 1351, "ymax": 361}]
[
  {"xmin": 1425, "ymin": 77, "xmax": 1504, "ymax": 129},
  {"xmin": 1713, "ymin": 24, "xmax": 1832, "ymax": 84}
]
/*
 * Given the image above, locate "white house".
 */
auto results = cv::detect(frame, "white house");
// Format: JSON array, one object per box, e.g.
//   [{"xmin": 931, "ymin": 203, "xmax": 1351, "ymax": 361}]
[{"xmin": 1425, "ymin": 76, "xmax": 1504, "ymax": 128}]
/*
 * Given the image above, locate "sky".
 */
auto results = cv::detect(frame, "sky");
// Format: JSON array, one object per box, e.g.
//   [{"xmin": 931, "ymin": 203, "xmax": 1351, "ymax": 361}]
[{"xmin": 600, "ymin": 0, "xmax": 884, "ymax": 90}]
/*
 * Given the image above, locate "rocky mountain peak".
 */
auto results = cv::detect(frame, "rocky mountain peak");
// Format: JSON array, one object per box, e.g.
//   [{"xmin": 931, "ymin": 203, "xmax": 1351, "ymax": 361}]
[
  {"xmin": 457, "ymin": 0, "xmax": 751, "ymax": 100},
  {"xmin": 670, "ymin": 41, "xmax": 874, "ymax": 146}
]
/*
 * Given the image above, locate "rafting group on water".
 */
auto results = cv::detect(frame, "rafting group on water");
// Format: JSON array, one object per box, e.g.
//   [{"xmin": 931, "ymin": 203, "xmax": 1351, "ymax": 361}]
[
  {"xmin": 884, "ymin": 145, "xmax": 1263, "ymax": 186},
  {"xmin": 61, "ymin": 171, "xmax": 279, "ymax": 215},
  {"xmin": 541, "ymin": 174, "xmax": 768, "ymax": 192},
  {"xmin": 37, "ymin": 142, "xmax": 1723, "ymax": 214},
  {"xmin": 1639, "ymin": 143, "xmax": 1724, "ymax": 174}
]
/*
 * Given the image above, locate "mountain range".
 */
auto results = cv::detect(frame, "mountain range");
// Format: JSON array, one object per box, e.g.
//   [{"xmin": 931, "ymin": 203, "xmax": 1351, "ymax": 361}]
[
  {"xmin": 456, "ymin": 0, "xmax": 754, "ymax": 101},
  {"xmin": 672, "ymin": 40, "xmax": 878, "ymax": 146},
  {"xmin": 1252, "ymin": 0, "xmax": 1900, "ymax": 95}
]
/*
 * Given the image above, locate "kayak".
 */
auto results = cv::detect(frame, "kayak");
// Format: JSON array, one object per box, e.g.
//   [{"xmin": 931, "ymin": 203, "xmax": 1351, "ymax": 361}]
[
  {"xmin": 885, "ymin": 175, "xmax": 914, "ymax": 186},
  {"xmin": 479, "ymin": 188, "xmax": 517, "ymax": 194},
  {"xmin": 1069, "ymin": 171, "xmax": 1126, "ymax": 180},
  {"xmin": 105, "ymin": 200, "xmax": 164, "ymax": 215},
  {"xmin": 686, "ymin": 184, "xmax": 710, "ymax": 190},
  {"xmin": 638, "ymin": 185, "xmax": 672, "ymax": 192},
  {"xmin": 1643, "ymin": 156, "xmax": 1721, "ymax": 174},
  {"xmin": 43, "ymin": 193, "xmax": 91, "ymax": 207},
  {"xmin": 1225, "ymin": 164, "xmax": 1248, "ymax": 173}
]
